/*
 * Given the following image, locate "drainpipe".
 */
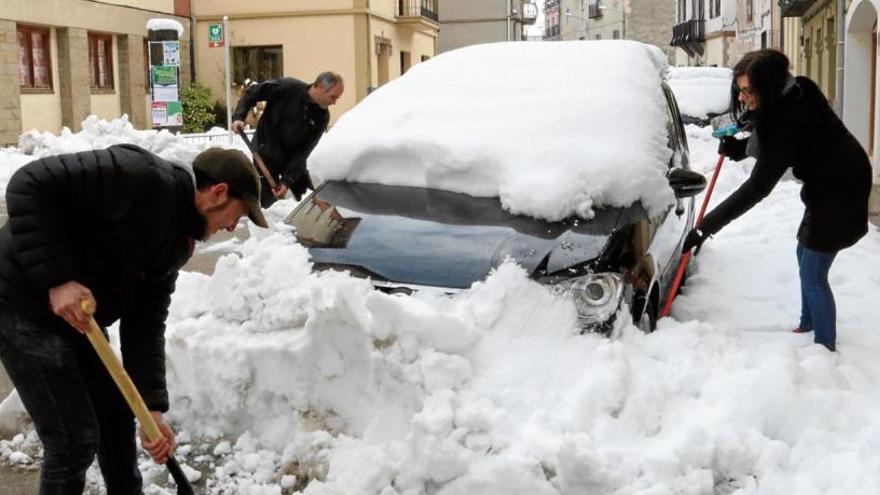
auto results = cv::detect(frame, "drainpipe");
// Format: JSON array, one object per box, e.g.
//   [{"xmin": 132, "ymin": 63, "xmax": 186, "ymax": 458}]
[
  {"xmin": 835, "ymin": 0, "xmax": 845, "ymax": 116},
  {"xmin": 189, "ymin": 16, "xmax": 196, "ymax": 85},
  {"xmin": 507, "ymin": 0, "xmax": 513, "ymax": 41}
]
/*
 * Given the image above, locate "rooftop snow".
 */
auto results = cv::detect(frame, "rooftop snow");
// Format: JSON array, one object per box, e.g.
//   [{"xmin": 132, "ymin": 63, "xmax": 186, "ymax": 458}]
[
  {"xmin": 667, "ymin": 66, "xmax": 733, "ymax": 120},
  {"xmin": 310, "ymin": 41, "xmax": 675, "ymax": 221}
]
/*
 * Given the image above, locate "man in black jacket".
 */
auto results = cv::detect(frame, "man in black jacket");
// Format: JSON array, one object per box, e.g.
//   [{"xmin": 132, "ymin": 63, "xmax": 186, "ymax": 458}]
[
  {"xmin": 0, "ymin": 145, "xmax": 267, "ymax": 494},
  {"xmin": 231, "ymin": 71, "xmax": 344, "ymax": 206}
]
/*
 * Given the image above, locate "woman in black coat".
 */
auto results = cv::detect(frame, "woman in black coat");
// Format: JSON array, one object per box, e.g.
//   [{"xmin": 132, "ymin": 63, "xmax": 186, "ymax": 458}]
[{"xmin": 681, "ymin": 49, "xmax": 872, "ymax": 352}]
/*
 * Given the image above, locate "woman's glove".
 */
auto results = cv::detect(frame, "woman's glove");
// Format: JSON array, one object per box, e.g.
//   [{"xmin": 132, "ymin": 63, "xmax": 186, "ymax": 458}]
[
  {"xmin": 682, "ymin": 228, "xmax": 709, "ymax": 255},
  {"xmin": 717, "ymin": 136, "xmax": 748, "ymax": 161}
]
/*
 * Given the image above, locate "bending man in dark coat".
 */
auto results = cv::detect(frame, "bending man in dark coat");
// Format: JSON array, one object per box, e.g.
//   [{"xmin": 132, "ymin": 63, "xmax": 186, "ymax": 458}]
[
  {"xmin": 682, "ymin": 49, "xmax": 872, "ymax": 352},
  {"xmin": 0, "ymin": 145, "xmax": 267, "ymax": 493},
  {"xmin": 232, "ymin": 71, "xmax": 345, "ymax": 206}
]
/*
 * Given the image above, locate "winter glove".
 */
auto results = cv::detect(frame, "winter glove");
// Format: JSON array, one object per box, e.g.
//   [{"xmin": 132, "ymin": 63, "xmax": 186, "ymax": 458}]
[
  {"xmin": 717, "ymin": 135, "xmax": 748, "ymax": 161},
  {"xmin": 682, "ymin": 228, "xmax": 709, "ymax": 255},
  {"xmin": 286, "ymin": 173, "xmax": 312, "ymax": 201}
]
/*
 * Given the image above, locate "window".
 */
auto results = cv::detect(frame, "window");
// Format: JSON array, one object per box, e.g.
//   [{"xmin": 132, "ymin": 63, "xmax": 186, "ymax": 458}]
[
  {"xmin": 232, "ymin": 46, "xmax": 283, "ymax": 85},
  {"xmin": 746, "ymin": 0, "xmax": 753, "ymax": 22},
  {"xmin": 613, "ymin": 30, "xmax": 620, "ymax": 39},
  {"xmin": 400, "ymin": 51, "xmax": 411, "ymax": 75},
  {"xmin": 17, "ymin": 25, "xmax": 52, "ymax": 90},
  {"xmin": 88, "ymin": 33, "xmax": 114, "ymax": 90},
  {"xmin": 710, "ymin": 0, "xmax": 721, "ymax": 18}
]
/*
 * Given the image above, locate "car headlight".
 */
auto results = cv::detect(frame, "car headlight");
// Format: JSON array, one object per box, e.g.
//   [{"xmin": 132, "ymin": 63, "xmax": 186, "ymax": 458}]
[{"xmin": 556, "ymin": 273, "xmax": 624, "ymax": 325}]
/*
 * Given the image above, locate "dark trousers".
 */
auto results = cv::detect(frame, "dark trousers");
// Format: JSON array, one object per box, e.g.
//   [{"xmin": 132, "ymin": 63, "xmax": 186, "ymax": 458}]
[{"xmin": 0, "ymin": 307, "xmax": 143, "ymax": 495}]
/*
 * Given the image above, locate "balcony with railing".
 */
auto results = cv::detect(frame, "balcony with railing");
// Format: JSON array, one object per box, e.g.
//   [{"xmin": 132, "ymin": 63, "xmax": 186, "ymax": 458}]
[
  {"xmin": 670, "ymin": 19, "xmax": 705, "ymax": 57},
  {"xmin": 778, "ymin": 0, "xmax": 818, "ymax": 17},
  {"xmin": 588, "ymin": 2, "xmax": 603, "ymax": 19},
  {"xmin": 398, "ymin": 0, "xmax": 439, "ymax": 22}
]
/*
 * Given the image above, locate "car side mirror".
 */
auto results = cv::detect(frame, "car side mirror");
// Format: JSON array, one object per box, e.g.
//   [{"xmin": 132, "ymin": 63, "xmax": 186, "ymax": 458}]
[{"xmin": 667, "ymin": 168, "xmax": 707, "ymax": 198}]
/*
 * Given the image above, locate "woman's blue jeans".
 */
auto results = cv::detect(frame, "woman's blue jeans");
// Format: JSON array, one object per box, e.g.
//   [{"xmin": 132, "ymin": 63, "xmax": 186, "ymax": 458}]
[{"xmin": 796, "ymin": 242, "xmax": 839, "ymax": 351}]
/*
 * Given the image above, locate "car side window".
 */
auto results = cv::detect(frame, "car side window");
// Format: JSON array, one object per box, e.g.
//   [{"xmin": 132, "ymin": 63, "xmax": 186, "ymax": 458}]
[{"xmin": 661, "ymin": 84, "xmax": 690, "ymax": 171}]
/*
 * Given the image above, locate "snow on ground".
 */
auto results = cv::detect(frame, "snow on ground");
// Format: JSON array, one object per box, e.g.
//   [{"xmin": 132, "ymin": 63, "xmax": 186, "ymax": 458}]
[
  {"xmin": 668, "ymin": 67, "xmax": 733, "ymax": 120},
  {"xmin": 310, "ymin": 41, "xmax": 675, "ymax": 221},
  {"xmin": 1, "ymin": 111, "xmax": 880, "ymax": 494}
]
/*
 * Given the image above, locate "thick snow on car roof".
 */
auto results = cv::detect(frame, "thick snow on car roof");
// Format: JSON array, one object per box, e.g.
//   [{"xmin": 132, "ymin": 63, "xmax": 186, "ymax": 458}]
[
  {"xmin": 667, "ymin": 66, "xmax": 733, "ymax": 120},
  {"xmin": 310, "ymin": 41, "xmax": 675, "ymax": 221}
]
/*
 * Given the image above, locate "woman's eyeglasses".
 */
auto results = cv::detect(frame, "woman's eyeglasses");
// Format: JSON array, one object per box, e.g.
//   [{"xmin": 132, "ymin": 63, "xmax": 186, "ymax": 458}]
[{"xmin": 734, "ymin": 85, "xmax": 754, "ymax": 97}]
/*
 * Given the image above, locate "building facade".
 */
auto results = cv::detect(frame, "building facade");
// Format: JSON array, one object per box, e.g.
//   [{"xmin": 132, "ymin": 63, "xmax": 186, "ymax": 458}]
[
  {"xmin": 841, "ymin": 0, "xmax": 879, "ymax": 209},
  {"xmin": 192, "ymin": 0, "xmax": 438, "ymax": 125},
  {"xmin": 546, "ymin": 1, "xmax": 675, "ymax": 61},
  {"xmin": 629, "ymin": 0, "xmax": 677, "ymax": 60},
  {"xmin": 671, "ymin": 0, "xmax": 737, "ymax": 67},
  {"xmin": 0, "ymin": 0, "xmax": 192, "ymax": 144},
  {"xmin": 438, "ymin": 0, "xmax": 535, "ymax": 51},
  {"xmin": 730, "ymin": 0, "xmax": 782, "ymax": 62}
]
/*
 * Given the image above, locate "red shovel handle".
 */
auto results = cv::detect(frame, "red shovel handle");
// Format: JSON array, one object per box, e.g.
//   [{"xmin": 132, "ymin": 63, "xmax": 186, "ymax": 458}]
[{"xmin": 660, "ymin": 154, "xmax": 727, "ymax": 318}]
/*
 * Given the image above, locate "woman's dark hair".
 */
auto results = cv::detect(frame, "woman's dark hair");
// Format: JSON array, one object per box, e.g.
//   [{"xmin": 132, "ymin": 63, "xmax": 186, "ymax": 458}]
[{"xmin": 730, "ymin": 49, "xmax": 791, "ymax": 129}]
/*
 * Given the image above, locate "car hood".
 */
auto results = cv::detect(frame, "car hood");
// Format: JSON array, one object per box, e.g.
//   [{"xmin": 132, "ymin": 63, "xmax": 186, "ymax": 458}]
[{"xmin": 287, "ymin": 181, "xmax": 648, "ymax": 289}]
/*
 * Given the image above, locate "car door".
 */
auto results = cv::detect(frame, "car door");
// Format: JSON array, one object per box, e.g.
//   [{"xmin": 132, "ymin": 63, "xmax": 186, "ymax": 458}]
[{"xmin": 647, "ymin": 84, "xmax": 697, "ymax": 289}]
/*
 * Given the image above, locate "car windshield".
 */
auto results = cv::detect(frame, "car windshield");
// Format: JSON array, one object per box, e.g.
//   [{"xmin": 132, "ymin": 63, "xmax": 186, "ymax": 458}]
[{"xmin": 286, "ymin": 181, "xmax": 649, "ymax": 248}]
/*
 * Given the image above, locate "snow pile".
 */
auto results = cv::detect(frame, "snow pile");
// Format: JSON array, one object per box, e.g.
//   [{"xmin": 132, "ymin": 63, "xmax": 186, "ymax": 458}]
[
  {"xmin": 310, "ymin": 41, "xmax": 675, "ymax": 221},
  {"xmin": 146, "ymin": 18, "xmax": 185, "ymax": 36},
  {"xmin": 0, "ymin": 116, "xmax": 250, "ymax": 193},
  {"xmin": 668, "ymin": 67, "xmax": 733, "ymax": 120}
]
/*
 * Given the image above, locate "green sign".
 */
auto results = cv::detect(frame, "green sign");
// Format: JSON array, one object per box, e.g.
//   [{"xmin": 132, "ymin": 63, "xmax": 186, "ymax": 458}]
[
  {"xmin": 151, "ymin": 65, "xmax": 178, "ymax": 86},
  {"xmin": 209, "ymin": 23, "xmax": 223, "ymax": 47}
]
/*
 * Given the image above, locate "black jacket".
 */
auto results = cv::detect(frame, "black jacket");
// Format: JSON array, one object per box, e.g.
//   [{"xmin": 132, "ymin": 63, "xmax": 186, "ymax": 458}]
[
  {"xmin": 700, "ymin": 77, "xmax": 872, "ymax": 252},
  {"xmin": 0, "ymin": 144, "xmax": 202, "ymax": 411},
  {"xmin": 232, "ymin": 78, "xmax": 330, "ymax": 194}
]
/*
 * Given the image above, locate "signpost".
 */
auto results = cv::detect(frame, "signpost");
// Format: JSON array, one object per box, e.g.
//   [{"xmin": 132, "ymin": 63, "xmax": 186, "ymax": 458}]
[
  {"xmin": 208, "ymin": 23, "xmax": 223, "ymax": 48},
  {"xmin": 147, "ymin": 21, "xmax": 183, "ymax": 130}
]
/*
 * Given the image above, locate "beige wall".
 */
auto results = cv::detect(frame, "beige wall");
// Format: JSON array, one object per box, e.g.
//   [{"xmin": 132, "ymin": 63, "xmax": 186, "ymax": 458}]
[
  {"xmin": 100, "ymin": 0, "xmax": 175, "ymax": 11},
  {"xmin": 101, "ymin": 0, "xmax": 174, "ymax": 12},
  {"xmin": 194, "ymin": 15, "xmax": 359, "ymax": 124},
  {"xmin": 0, "ymin": 0, "xmax": 182, "ymax": 36},
  {"xmin": 192, "ymin": 0, "xmax": 355, "ymax": 17},
  {"xmin": 194, "ymin": 3, "xmax": 437, "ymax": 125},
  {"xmin": 369, "ymin": 17, "xmax": 436, "ymax": 86}
]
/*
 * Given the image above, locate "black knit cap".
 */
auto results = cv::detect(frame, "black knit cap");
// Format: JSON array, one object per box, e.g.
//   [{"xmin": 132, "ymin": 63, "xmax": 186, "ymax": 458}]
[{"xmin": 192, "ymin": 148, "xmax": 268, "ymax": 228}]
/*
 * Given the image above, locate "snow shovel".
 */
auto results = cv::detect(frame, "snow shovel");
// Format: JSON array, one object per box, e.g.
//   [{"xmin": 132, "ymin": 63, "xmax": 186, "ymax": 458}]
[
  {"xmin": 80, "ymin": 300, "xmax": 195, "ymax": 495},
  {"xmin": 659, "ymin": 152, "xmax": 728, "ymax": 318}
]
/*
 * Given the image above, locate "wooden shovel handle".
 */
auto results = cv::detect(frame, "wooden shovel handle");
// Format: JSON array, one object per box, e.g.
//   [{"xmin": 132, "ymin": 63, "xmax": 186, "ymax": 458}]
[
  {"xmin": 80, "ymin": 300, "xmax": 162, "ymax": 441},
  {"xmin": 236, "ymin": 130, "xmax": 279, "ymax": 190}
]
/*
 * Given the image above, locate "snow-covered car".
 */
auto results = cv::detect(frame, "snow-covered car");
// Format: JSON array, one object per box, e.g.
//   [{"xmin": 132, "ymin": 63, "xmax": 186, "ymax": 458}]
[
  {"xmin": 667, "ymin": 66, "xmax": 733, "ymax": 126},
  {"xmin": 290, "ymin": 41, "xmax": 706, "ymax": 333}
]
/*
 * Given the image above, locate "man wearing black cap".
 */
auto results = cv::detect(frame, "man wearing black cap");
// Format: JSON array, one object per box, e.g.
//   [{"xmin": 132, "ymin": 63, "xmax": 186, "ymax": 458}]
[{"xmin": 0, "ymin": 144, "xmax": 265, "ymax": 494}]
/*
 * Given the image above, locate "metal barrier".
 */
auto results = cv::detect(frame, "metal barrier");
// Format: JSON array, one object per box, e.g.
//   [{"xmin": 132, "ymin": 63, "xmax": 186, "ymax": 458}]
[{"xmin": 178, "ymin": 129, "xmax": 255, "ymax": 147}]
